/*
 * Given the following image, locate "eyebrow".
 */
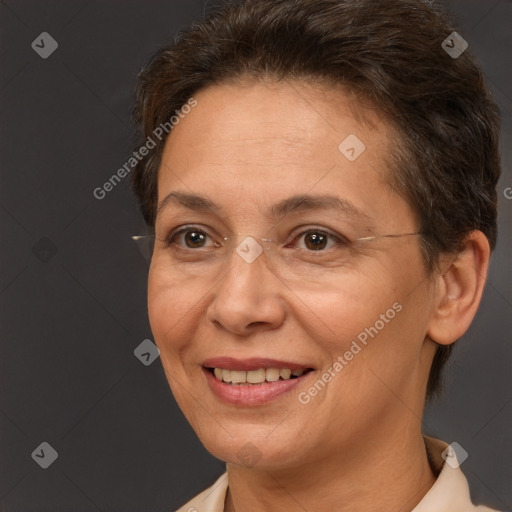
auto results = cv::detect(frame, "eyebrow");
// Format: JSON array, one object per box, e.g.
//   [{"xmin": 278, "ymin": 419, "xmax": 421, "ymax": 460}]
[{"xmin": 157, "ymin": 191, "xmax": 369, "ymax": 221}]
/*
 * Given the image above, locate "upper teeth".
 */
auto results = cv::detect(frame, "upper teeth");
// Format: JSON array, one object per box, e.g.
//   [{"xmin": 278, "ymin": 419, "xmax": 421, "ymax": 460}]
[{"xmin": 213, "ymin": 368, "xmax": 305, "ymax": 384}]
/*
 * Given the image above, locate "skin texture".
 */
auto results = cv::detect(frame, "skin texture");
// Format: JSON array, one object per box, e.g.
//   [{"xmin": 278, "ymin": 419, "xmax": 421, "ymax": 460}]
[{"xmin": 147, "ymin": 79, "xmax": 490, "ymax": 511}]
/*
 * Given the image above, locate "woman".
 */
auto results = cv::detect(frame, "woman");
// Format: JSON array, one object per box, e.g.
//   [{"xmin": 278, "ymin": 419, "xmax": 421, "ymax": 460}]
[{"xmin": 130, "ymin": 0, "xmax": 502, "ymax": 510}]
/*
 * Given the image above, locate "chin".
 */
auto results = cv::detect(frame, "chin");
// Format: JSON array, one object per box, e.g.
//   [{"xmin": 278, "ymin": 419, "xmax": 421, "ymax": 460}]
[{"xmin": 195, "ymin": 425, "xmax": 310, "ymax": 470}]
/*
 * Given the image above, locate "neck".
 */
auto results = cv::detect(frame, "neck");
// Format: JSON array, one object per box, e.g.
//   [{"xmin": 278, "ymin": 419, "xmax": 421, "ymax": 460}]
[{"xmin": 224, "ymin": 425, "xmax": 436, "ymax": 512}]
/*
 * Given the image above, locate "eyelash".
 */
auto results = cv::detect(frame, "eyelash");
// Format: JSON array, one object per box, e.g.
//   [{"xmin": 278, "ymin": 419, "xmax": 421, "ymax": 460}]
[{"xmin": 162, "ymin": 225, "xmax": 349, "ymax": 251}]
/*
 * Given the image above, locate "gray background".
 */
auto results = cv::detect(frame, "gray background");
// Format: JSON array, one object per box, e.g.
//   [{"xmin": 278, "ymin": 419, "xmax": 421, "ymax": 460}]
[{"xmin": 0, "ymin": 1, "xmax": 510, "ymax": 511}]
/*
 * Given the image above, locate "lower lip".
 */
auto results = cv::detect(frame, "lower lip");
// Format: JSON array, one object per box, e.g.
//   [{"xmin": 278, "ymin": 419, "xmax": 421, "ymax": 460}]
[{"xmin": 203, "ymin": 367, "xmax": 313, "ymax": 406}]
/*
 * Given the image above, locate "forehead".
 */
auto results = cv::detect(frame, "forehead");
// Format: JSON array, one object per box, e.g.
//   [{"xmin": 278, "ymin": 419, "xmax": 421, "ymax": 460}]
[
  {"xmin": 155, "ymin": 79, "xmax": 413, "ymax": 230},
  {"xmin": 162, "ymin": 79, "xmax": 389, "ymax": 160}
]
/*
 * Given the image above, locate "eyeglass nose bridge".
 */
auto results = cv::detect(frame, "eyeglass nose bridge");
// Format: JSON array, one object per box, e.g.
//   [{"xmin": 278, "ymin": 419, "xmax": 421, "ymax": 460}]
[{"xmin": 224, "ymin": 234, "xmax": 274, "ymax": 265}]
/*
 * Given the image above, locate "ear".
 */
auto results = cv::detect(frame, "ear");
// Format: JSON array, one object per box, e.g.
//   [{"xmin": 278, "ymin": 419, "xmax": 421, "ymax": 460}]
[{"xmin": 426, "ymin": 231, "xmax": 491, "ymax": 346}]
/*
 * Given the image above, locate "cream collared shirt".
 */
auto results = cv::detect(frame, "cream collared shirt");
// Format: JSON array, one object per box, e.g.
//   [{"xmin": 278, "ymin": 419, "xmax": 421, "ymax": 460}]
[{"xmin": 175, "ymin": 437, "xmax": 500, "ymax": 512}]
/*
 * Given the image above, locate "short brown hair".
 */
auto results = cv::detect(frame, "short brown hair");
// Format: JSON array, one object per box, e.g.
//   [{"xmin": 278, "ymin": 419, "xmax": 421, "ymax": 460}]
[{"xmin": 131, "ymin": 0, "xmax": 501, "ymax": 399}]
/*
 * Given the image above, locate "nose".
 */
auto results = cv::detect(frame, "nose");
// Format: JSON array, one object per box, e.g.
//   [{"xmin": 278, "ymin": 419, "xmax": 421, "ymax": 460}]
[{"xmin": 205, "ymin": 243, "xmax": 286, "ymax": 336}]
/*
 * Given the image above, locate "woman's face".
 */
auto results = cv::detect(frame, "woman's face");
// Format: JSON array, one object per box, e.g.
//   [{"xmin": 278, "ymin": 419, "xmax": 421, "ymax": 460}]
[{"xmin": 148, "ymin": 80, "xmax": 438, "ymax": 469}]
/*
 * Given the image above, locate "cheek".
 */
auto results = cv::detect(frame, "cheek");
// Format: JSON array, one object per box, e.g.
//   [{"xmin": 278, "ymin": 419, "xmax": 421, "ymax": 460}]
[
  {"xmin": 305, "ymin": 257, "xmax": 428, "ymax": 373},
  {"xmin": 147, "ymin": 265, "xmax": 200, "ymax": 353},
  {"xmin": 147, "ymin": 269, "xmax": 203, "ymax": 412},
  {"xmin": 293, "ymin": 268, "xmax": 400, "ymax": 344}
]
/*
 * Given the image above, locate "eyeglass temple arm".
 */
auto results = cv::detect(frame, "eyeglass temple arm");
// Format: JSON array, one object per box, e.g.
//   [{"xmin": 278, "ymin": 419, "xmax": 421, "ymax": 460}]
[
  {"xmin": 355, "ymin": 232, "xmax": 423, "ymax": 241},
  {"xmin": 132, "ymin": 232, "xmax": 423, "ymax": 242}
]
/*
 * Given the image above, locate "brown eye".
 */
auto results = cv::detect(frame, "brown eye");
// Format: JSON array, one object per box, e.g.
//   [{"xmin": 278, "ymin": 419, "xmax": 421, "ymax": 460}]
[
  {"xmin": 293, "ymin": 229, "xmax": 345, "ymax": 252},
  {"xmin": 184, "ymin": 230, "xmax": 207, "ymax": 248},
  {"xmin": 303, "ymin": 232, "xmax": 328, "ymax": 250},
  {"xmin": 164, "ymin": 227, "xmax": 215, "ymax": 249}
]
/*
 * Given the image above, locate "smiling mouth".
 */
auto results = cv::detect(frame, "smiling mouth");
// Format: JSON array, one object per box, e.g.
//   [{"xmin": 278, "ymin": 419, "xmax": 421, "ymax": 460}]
[{"xmin": 204, "ymin": 366, "xmax": 314, "ymax": 385}]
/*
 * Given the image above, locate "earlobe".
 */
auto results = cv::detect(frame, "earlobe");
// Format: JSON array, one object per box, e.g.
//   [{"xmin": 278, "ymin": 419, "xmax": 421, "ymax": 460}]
[{"xmin": 426, "ymin": 231, "xmax": 490, "ymax": 346}]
